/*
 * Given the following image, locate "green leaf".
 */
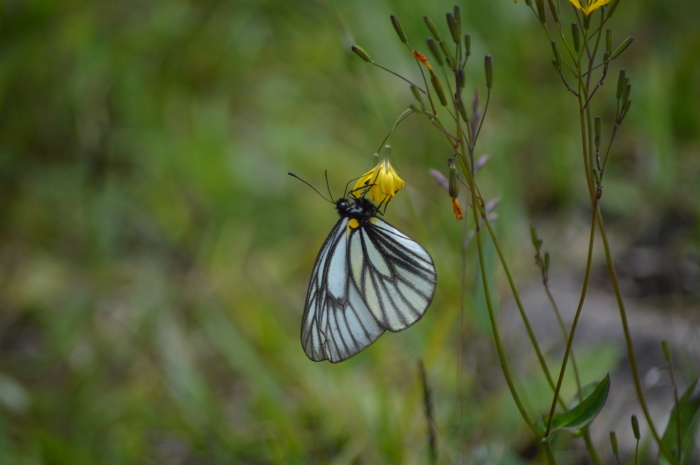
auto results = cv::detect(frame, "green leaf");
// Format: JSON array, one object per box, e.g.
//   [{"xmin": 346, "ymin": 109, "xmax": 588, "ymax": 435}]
[
  {"xmin": 536, "ymin": 374, "xmax": 610, "ymax": 441},
  {"xmin": 661, "ymin": 377, "xmax": 700, "ymax": 465}
]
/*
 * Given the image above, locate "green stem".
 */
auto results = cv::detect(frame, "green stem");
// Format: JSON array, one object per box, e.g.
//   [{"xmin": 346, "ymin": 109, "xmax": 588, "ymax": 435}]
[
  {"xmin": 471, "ymin": 185, "xmax": 568, "ymax": 410},
  {"xmin": 545, "ymin": 205, "xmax": 597, "ymax": 437},
  {"xmin": 462, "ymin": 143, "xmax": 538, "ymax": 436},
  {"xmin": 544, "ymin": 441, "xmax": 558, "ymax": 465},
  {"xmin": 583, "ymin": 427, "xmax": 603, "ymax": 465},
  {"xmin": 595, "ymin": 210, "xmax": 676, "ymax": 463}
]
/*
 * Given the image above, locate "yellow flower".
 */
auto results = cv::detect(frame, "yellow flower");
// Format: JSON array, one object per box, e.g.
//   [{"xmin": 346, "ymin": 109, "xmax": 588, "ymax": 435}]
[
  {"xmin": 568, "ymin": 0, "xmax": 612, "ymax": 16},
  {"xmin": 353, "ymin": 160, "xmax": 405, "ymax": 203}
]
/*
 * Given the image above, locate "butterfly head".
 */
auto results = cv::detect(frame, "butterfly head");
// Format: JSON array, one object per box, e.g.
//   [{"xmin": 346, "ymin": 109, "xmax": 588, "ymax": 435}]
[{"xmin": 335, "ymin": 195, "xmax": 377, "ymax": 223}]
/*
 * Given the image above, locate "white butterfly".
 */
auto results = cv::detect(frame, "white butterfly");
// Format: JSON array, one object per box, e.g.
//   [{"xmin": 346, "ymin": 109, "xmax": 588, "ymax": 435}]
[{"xmin": 302, "ymin": 193, "xmax": 437, "ymax": 363}]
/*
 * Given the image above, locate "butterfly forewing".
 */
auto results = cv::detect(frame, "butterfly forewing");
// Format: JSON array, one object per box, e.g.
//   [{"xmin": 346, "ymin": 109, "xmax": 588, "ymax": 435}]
[{"xmin": 301, "ymin": 197, "xmax": 437, "ymax": 363}]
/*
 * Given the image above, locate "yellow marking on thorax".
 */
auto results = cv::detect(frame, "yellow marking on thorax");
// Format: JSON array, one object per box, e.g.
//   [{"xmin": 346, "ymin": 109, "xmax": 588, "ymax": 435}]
[
  {"xmin": 369, "ymin": 217, "xmax": 378, "ymax": 223},
  {"xmin": 347, "ymin": 218, "xmax": 360, "ymax": 230}
]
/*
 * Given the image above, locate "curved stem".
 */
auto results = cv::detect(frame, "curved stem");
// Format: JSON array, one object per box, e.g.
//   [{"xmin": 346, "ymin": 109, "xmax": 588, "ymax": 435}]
[
  {"xmin": 545, "ymin": 204, "xmax": 597, "ymax": 436},
  {"xmin": 595, "ymin": 210, "xmax": 676, "ymax": 463}
]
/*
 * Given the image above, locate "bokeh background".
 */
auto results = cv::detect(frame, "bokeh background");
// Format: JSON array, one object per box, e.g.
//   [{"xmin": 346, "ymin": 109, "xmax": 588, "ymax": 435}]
[{"xmin": 1, "ymin": 0, "xmax": 698, "ymax": 463}]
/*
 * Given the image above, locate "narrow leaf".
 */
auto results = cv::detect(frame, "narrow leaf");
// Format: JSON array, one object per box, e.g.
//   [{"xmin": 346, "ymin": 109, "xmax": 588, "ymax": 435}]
[
  {"xmin": 536, "ymin": 374, "xmax": 610, "ymax": 440},
  {"xmin": 661, "ymin": 377, "xmax": 700, "ymax": 465}
]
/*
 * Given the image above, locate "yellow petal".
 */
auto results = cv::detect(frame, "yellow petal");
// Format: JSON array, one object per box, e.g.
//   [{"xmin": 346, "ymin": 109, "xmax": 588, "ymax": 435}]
[
  {"xmin": 352, "ymin": 160, "xmax": 404, "ymax": 203},
  {"xmin": 569, "ymin": 0, "xmax": 611, "ymax": 15}
]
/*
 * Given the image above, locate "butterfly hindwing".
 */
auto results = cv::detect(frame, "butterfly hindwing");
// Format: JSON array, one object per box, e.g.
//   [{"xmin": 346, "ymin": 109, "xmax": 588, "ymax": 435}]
[{"xmin": 301, "ymin": 205, "xmax": 437, "ymax": 363}]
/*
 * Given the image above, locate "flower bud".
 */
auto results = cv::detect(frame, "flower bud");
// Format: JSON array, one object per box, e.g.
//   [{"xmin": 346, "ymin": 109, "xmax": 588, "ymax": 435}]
[
  {"xmin": 610, "ymin": 431, "xmax": 619, "ymax": 456},
  {"xmin": 610, "ymin": 37, "xmax": 633, "ymax": 60},
  {"xmin": 390, "ymin": 14, "xmax": 408, "ymax": 44},
  {"xmin": 551, "ymin": 41, "xmax": 561, "ymax": 71},
  {"xmin": 547, "ymin": 0, "xmax": 559, "ymax": 24},
  {"xmin": 622, "ymin": 98, "xmax": 632, "ymax": 114},
  {"xmin": 456, "ymin": 97, "xmax": 468, "ymax": 121},
  {"xmin": 426, "ymin": 38, "xmax": 444, "ymax": 66},
  {"xmin": 439, "ymin": 40, "xmax": 455, "ymax": 63},
  {"xmin": 446, "ymin": 12, "xmax": 461, "ymax": 44},
  {"xmin": 535, "ymin": 0, "xmax": 546, "ymax": 23},
  {"xmin": 616, "ymin": 69, "xmax": 626, "ymax": 100},
  {"xmin": 572, "ymin": 23, "xmax": 581, "ymax": 52},
  {"xmin": 410, "ymin": 84, "xmax": 424, "ymax": 104},
  {"xmin": 424, "ymin": 16, "xmax": 442, "ymax": 42},
  {"xmin": 409, "ymin": 103, "xmax": 423, "ymax": 114},
  {"xmin": 530, "ymin": 225, "xmax": 543, "ymax": 251},
  {"xmin": 456, "ymin": 68, "xmax": 465, "ymax": 89},
  {"xmin": 485, "ymin": 55, "xmax": 493, "ymax": 89},
  {"xmin": 351, "ymin": 45, "xmax": 372, "ymax": 62},
  {"xmin": 662, "ymin": 340, "xmax": 672, "ymax": 364},
  {"xmin": 431, "ymin": 74, "xmax": 448, "ymax": 106},
  {"xmin": 448, "ymin": 157, "xmax": 459, "ymax": 198},
  {"xmin": 622, "ymin": 81, "xmax": 631, "ymax": 103},
  {"xmin": 464, "ymin": 34, "xmax": 471, "ymax": 56},
  {"xmin": 606, "ymin": 0, "xmax": 622, "ymax": 19},
  {"xmin": 631, "ymin": 415, "xmax": 640, "ymax": 440},
  {"xmin": 453, "ymin": 5, "xmax": 462, "ymax": 29}
]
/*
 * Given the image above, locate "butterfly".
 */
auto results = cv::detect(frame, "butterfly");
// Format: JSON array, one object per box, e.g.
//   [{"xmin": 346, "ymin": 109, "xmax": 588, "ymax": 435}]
[{"xmin": 301, "ymin": 190, "xmax": 437, "ymax": 363}]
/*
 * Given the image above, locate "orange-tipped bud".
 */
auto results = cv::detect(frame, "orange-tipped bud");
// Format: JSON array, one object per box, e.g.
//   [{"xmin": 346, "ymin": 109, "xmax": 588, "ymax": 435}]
[
  {"xmin": 413, "ymin": 50, "xmax": 434, "ymax": 73},
  {"xmin": 452, "ymin": 197, "xmax": 463, "ymax": 221}
]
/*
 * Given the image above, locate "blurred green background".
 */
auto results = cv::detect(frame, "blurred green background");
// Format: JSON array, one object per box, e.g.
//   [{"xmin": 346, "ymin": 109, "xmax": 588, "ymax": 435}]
[{"xmin": 1, "ymin": 0, "xmax": 698, "ymax": 463}]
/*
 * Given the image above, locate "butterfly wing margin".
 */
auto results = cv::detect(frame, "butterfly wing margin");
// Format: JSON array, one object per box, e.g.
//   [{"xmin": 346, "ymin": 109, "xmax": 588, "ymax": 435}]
[
  {"xmin": 349, "ymin": 218, "xmax": 437, "ymax": 332},
  {"xmin": 301, "ymin": 218, "xmax": 384, "ymax": 362}
]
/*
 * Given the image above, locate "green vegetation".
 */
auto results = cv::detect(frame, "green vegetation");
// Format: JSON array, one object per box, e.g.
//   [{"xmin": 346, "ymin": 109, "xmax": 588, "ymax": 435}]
[{"xmin": 0, "ymin": 0, "xmax": 698, "ymax": 463}]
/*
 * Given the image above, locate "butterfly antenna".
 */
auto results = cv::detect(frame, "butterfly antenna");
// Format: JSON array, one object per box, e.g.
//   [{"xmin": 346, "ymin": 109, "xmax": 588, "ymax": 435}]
[
  {"xmin": 344, "ymin": 176, "xmax": 363, "ymax": 197},
  {"xmin": 324, "ymin": 170, "xmax": 334, "ymax": 200},
  {"xmin": 288, "ymin": 172, "xmax": 334, "ymax": 204}
]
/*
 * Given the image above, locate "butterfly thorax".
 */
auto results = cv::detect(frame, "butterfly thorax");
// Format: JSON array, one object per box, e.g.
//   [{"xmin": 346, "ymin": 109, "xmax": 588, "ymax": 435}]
[{"xmin": 335, "ymin": 196, "xmax": 377, "ymax": 223}]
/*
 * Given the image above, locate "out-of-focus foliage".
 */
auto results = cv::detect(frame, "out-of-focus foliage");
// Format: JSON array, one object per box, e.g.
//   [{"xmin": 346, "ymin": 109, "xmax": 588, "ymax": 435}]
[{"xmin": 0, "ymin": 0, "xmax": 697, "ymax": 463}]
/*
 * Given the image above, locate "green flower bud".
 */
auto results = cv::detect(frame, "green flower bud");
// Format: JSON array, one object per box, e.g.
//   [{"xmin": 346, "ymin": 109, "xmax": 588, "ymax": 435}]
[
  {"xmin": 456, "ymin": 97, "xmax": 468, "ymax": 121},
  {"xmin": 446, "ymin": 12, "xmax": 461, "ymax": 44},
  {"xmin": 551, "ymin": 41, "xmax": 561, "ymax": 71},
  {"xmin": 410, "ymin": 85, "xmax": 423, "ymax": 104},
  {"xmin": 448, "ymin": 157, "xmax": 459, "ymax": 198},
  {"xmin": 610, "ymin": 431, "xmax": 619, "ymax": 456},
  {"xmin": 530, "ymin": 225, "xmax": 542, "ymax": 251},
  {"xmin": 572, "ymin": 23, "xmax": 581, "ymax": 53},
  {"xmin": 606, "ymin": 0, "xmax": 622, "ymax": 19},
  {"xmin": 431, "ymin": 74, "xmax": 448, "ymax": 106},
  {"xmin": 351, "ymin": 45, "xmax": 372, "ymax": 62},
  {"xmin": 424, "ymin": 16, "xmax": 442, "ymax": 42},
  {"xmin": 662, "ymin": 340, "xmax": 672, "ymax": 364},
  {"xmin": 390, "ymin": 14, "xmax": 407, "ymax": 44},
  {"xmin": 616, "ymin": 69, "xmax": 626, "ymax": 99},
  {"xmin": 485, "ymin": 55, "xmax": 493, "ymax": 89},
  {"xmin": 464, "ymin": 34, "xmax": 471, "ymax": 56},
  {"xmin": 631, "ymin": 415, "xmax": 640, "ymax": 440},
  {"xmin": 535, "ymin": 0, "xmax": 546, "ymax": 24},
  {"xmin": 426, "ymin": 38, "xmax": 444, "ymax": 66},
  {"xmin": 547, "ymin": 0, "xmax": 559, "ymax": 24},
  {"xmin": 622, "ymin": 98, "xmax": 632, "ymax": 114},
  {"xmin": 610, "ymin": 37, "xmax": 633, "ymax": 60},
  {"xmin": 409, "ymin": 103, "xmax": 423, "ymax": 114},
  {"xmin": 439, "ymin": 40, "xmax": 455, "ymax": 63}
]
